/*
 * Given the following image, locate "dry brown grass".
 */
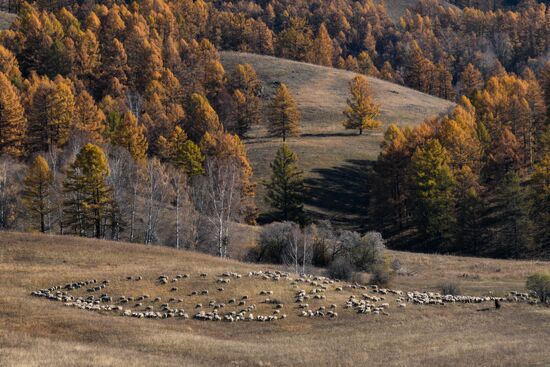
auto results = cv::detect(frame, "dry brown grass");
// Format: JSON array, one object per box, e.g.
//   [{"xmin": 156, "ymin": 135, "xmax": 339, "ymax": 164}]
[
  {"xmin": 374, "ymin": 0, "xmax": 458, "ymax": 22},
  {"xmin": 0, "ymin": 11, "xmax": 15, "ymax": 30},
  {"xmin": 220, "ymin": 52, "xmax": 455, "ymax": 217},
  {"xmin": 1, "ymin": 232, "xmax": 549, "ymax": 367}
]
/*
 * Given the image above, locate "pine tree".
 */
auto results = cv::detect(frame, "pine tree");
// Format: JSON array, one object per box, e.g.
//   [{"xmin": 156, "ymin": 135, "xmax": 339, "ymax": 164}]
[
  {"xmin": 453, "ymin": 165, "xmax": 485, "ymax": 255},
  {"xmin": 0, "ymin": 46, "xmax": 22, "ymax": 84},
  {"xmin": 542, "ymin": 62, "xmax": 550, "ymax": 121},
  {"xmin": 230, "ymin": 89, "xmax": 261, "ymax": 138},
  {"xmin": 530, "ymin": 154, "xmax": 550, "ymax": 253},
  {"xmin": 184, "ymin": 93, "xmax": 223, "ymax": 141},
  {"xmin": 63, "ymin": 144, "xmax": 112, "ymax": 238},
  {"xmin": 491, "ymin": 170, "xmax": 533, "ymax": 258},
  {"xmin": 74, "ymin": 90, "xmax": 105, "ymax": 142},
  {"xmin": 357, "ymin": 51, "xmax": 380, "ymax": 77},
  {"xmin": 158, "ymin": 126, "xmax": 205, "ymax": 177},
  {"xmin": 22, "ymin": 155, "xmax": 52, "ymax": 233},
  {"xmin": 111, "ymin": 111, "xmax": 148, "ymax": 162},
  {"xmin": 343, "ymin": 76, "xmax": 381, "ymax": 135},
  {"xmin": 313, "ymin": 23, "xmax": 333, "ymax": 67},
  {"xmin": 0, "ymin": 72, "xmax": 26, "ymax": 158},
  {"xmin": 370, "ymin": 124, "xmax": 410, "ymax": 231},
  {"xmin": 267, "ymin": 83, "xmax": 301, "ymax": 142},
  {"xmin": 227, "ymin": 64, "xmax": 261, "ymax": 95},
  {"xmin": 409, "ymin": 139, "xmax": 456, "ymax": 248},
  {"xmin": 264, "ymin": 144, "xmax": 306, "ymax": 223},
  {"xmin": 27, "ymin": 76, "xmax": 75, "ymax": 153},
  {"xmin": 459, "ymin": 63, "xmax": 484, "ymax": 99}
]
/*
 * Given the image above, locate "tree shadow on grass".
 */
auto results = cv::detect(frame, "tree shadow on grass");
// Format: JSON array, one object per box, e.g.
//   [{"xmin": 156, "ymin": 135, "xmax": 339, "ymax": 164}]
[{"xmin": 304, "ymin": 159, "xmax": 374, "ymax": 231}]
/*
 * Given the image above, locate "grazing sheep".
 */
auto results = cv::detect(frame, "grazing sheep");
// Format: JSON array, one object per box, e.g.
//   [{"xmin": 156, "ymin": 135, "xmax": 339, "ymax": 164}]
[
  {"xmin": 217, "ymin": 287, "xmax": 224, "ymax": 292},
  {"xmin": 201, "ymin": 290, "xmax": 209, "ymax": 295},
  {"xmin": 200, "ymin": 273, "xmax": 208, "ymax": 277},
  {"xmin": 171, "ymin": 287, "xmax": 178, "ymax": 292},
  {"xmin": 195, "ymin": 303, "xmax": 202, "ymax": 308}
]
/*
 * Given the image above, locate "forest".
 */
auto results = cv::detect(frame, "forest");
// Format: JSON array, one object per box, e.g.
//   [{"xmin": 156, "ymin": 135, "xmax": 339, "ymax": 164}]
[{"xmin": 0, "ymin": 0, "xmax": 548, "ymax": 260}]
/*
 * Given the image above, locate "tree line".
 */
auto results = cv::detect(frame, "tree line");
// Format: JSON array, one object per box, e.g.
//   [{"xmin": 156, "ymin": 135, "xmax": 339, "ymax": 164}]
[{"xmin": 369, "ymin": 71, "xmax": 550, "ymax": 258}]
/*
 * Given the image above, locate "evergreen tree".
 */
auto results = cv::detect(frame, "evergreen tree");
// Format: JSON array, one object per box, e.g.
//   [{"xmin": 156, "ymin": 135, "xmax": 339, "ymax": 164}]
[
  {"xmin": 227, "ymin": 64, "xmax": 261, "ymax": 96},
  {"xmin": 409, "ymin": 139, "xmax": 456, "ymax": 248},
  {"xmin": 230, "ymin": 89, "xmax": 261, "ymax": 138},
  {"xmin": 313, "ymin": 23, "xmax": 333, "ymax": 67},
  {"xmin": 264, "ymin": 144, "xmax": 306, "ymax": 223},
  {"xmin": 0, "ymin": 46, "xmax": 22, "ymax": 84},
  {"xmin": 111, "ymin": 111, "xmax": 148, "ymax": 162},
  {"xmin": 158, "ymin": 126, "xmax": 205, "ymax": 177},
  {"xmin": 530, "ymin": 154, "xmax": 550, "ymax": 253},
  {"xmin": 343, "ymin": 76, "xmax": 381, "ymax": 135},
  {"xmin": 542, "ymin": 62, "xmax": 550, "ymax": 121},
  {"xmin": 27, "ymin": 76, "xmax": 75, "ymax": 153},
  {"xmin": 22, "ymin": 155, "xmax": 52, "ymax": 233},
  {"xmin": 0, "ymin": 72, "xmax": 26, "ymax": 158},
  {"xmin": 459, "ymin": 63, "xmax": 484, "ymax": 100},
  {"xmin": 370, "ymin": 124, "xmax": 410, "ymax": 232},
  {"xmin": 63, "ymin": 144, "xmax": 113, "ymax": 238},
  {"xmin": 74, "ymin": 90, "xmax": 105, "ymax": 142},
  {"xmin": 491, "ymin": 171, "xmax": 534, "ymax": 258},
  {"xmin": 184, "ymin": 93, "xmax": 223, "ymax": 141},
  {"xmin": 453, "ymin": 165, "xmax": 485, "ymax": 254},
  {"xmin": 267, "ymin": 83, "xmax": 301, "ymax": 142}
]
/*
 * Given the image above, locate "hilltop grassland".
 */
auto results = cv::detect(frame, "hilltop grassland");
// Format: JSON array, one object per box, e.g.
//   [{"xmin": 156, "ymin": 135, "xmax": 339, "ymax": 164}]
[
  {"xmin": 220, "ymin": 52, "xmax": 455, "ymax": 221},
  {"xmin": 1, "ymin": 232, "xmax": 549, "ymax": 367}
]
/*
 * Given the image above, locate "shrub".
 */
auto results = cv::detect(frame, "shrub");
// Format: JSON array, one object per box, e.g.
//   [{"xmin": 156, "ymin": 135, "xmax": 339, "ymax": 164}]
[
  {"xmin": 391, "ymin": 258, "xmax": 402, "ymax": 271},
  {"xmin": 255, "ymin": 222, "xmax": 293, "ymax": 263},
  {"xmin": 526, "ymin": 272, "xmax": 550, "ymax": 303},
  {"xmin": 326, "ymin": 257, "xmax": 354, "ymax": 281},
  {"xmin": 369, "ymin": 263, "xmax": 392, "ymax": 286},
  {"xmin": 351, "ymin": 231, "xmax": 386, "ymax": 272},
  {"xmin": 439, "ymin": 281, "xmax": 461, "ymax": 295}
]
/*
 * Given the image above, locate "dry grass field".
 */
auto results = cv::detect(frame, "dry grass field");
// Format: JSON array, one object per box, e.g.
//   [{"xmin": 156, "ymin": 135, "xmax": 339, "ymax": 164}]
[
  {"xmin": 1, "ymin": 232, "xmax": 549, "ymax": 367},
  {"xmin": 221, "ymin": 52, "xmax": 454, "ymax": 222},
  {"xmin": 0, "ymin": 11, "xmax": 15, "ymax": 30},
  {"xmin": 375, "ymin": 0, "xmax": 458, "ymax": 21}
]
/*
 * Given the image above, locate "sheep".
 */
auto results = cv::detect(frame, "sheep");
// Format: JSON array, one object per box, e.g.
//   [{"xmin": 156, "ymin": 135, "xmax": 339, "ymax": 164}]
[
  {"xmin": 200, "ymin": 273, "xmax": 208, "ymax": 277},
  {"xmin": 195, "ymin": 303, "xmax": 202, "ymax": 308},
  {"xmin": 171, "ymin": 287, "xmax": 178, "ymax": 292},
  {"xmin": 201, "ymin": 290, "xmax": 209, "ymax": 295}
]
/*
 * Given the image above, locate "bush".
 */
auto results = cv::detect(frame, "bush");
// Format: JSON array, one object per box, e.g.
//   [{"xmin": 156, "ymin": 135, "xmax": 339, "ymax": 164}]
[
  {"xmin": 526, "ymin": 272, "xmax": 550, "ymax": 303},
  {"xmin": 369, "ymin": 263, "xmax": 392, "ymax": 287},
  {"xmin": 255, "ymin": 222, "xmax": 293, "ymax": 263},
  {"xmin": 439, "ymin": 281, "xmax": 461, "ymax": 295},
  {"xmin": 326, "ymin": 257, "xmax": 354, "ymax": 281},
  {"xmin": 351, "ymin": 231, "xmax": 386, "ymax": 272}
]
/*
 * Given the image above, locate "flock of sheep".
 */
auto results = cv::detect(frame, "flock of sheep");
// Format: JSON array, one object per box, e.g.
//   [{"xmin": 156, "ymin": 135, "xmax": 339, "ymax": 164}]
[{"xmin": 30, "ymin": 269, "xmax": 538, "ymax": 323}]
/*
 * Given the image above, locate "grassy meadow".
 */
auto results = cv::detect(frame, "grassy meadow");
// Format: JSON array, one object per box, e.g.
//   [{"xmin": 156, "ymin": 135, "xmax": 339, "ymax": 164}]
[{"xmin": 1, "ymin": 232, "xmax": 549, "ymax": 367}]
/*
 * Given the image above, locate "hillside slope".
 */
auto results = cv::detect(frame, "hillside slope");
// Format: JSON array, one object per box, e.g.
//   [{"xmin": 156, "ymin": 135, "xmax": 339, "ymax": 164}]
[
  {"xmin": 1, "ymin": 232, "xmax": 549, "ymax": 366},
  {"xmin": 376, "ymin": 0, "xmax": 458, "ymax": 21},
  {"xmin": 0, "ymin": 11, "xmax": 15, "ymax": 30},
  {"xmin": 221, "ymin": 52, "xmax": 455, "ymax": 223}
]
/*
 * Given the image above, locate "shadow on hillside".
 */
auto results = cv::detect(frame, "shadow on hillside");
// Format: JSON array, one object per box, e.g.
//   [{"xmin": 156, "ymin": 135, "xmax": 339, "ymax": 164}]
[{"xmin": 304, "ymin": 159, "xmax": 374, "ymax": 231}]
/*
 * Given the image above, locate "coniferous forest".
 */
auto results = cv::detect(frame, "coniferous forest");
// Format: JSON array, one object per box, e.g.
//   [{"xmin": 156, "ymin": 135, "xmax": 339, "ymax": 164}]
[{"xmin": 0, "ymin": 0, "xmax": 548, "ymax": 259}]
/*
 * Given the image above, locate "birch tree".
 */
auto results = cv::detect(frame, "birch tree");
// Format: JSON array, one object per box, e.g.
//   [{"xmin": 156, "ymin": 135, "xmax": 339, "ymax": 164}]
[
  {"xmin": 143, "ymin": 158, "xmax": 171, "ymax": 244},
  {"xmin": 192, "ymin": 158, "xmax": 242, "ymax": 257}
]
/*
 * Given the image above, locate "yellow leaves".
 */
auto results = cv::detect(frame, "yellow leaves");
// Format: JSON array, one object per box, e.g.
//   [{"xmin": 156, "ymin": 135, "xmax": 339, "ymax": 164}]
[{"xmin": 343, "ymin": 76, "xmax": 381, "ymax": 134}]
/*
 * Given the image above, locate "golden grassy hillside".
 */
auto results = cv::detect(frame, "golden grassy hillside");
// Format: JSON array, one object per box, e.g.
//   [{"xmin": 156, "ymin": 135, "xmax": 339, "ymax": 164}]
[
  {"xmin": 1, "ymin": 232, "xmax": 549, "ymax": 366},
  {"xmin": 220, "ymin": 52, "xmax": 455, "ymax": 221}
]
